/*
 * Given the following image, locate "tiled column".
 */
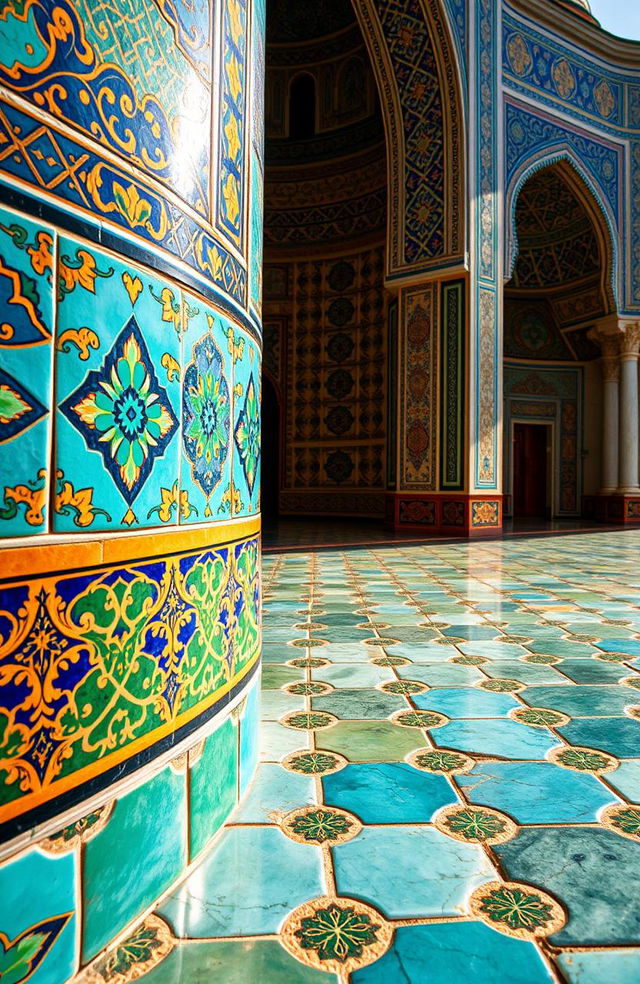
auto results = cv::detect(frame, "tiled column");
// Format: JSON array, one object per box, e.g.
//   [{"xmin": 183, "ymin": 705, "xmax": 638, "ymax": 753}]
[
  {"xmin": 618, "ymin": 324, "xmax": 640, "ymax": 493},
  {"xmin": 599, "ymin": 335, "xmax": 620, "ymax": 493}
]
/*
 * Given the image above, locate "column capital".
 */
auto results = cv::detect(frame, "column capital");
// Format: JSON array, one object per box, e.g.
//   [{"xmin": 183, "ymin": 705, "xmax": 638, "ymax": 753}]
[
  {"xmin": 590, "ymin": 314, "xmax": 624, "ymax": 341},
  {"xmin": 619, "ymin": 322, "xmax": 640, "ymax": 359}
]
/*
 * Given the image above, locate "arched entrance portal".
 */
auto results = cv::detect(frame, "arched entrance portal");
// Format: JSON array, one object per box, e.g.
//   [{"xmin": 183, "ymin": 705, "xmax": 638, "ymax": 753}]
[
  {"xmin": 504, "ymin": 161, "xmax": 615, "ymax": 523},
  {"xmin": 261, "ymin": 0, "xmax": 466, "ymax": 537}
]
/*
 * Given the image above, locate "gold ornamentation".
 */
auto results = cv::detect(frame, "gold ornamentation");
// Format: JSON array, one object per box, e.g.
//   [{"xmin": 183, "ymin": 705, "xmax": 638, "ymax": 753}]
[
  {"xmin": 594, "ymin": 79, "xmax": 615, "ymax": 119},
  {"xmin": 506, "ymin": 34, "xmax": 532, "ymax": 77},
  {"xmin": 56, "ymin": 327, "xmax": 100, "ymax": 360},
  {"xmin": 161, "ymin": 352, "xmax": 180, "ymax": 382},
  {"xmin": 552, "ymin": 59, "xmax": 576, "ymax": 99},
  {"xmin": 1, "ymin": 468, "xmax": 48, "ymax": 526},
  {"xmin": 122, "ymin": 272, "xmax": 143, "ymax": 305}
]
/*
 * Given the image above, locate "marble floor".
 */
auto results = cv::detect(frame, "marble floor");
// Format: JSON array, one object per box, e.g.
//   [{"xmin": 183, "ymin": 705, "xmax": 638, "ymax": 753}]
[{"xmin": 134, "ymin": 531, "xmax": 640, "ymax": 983}]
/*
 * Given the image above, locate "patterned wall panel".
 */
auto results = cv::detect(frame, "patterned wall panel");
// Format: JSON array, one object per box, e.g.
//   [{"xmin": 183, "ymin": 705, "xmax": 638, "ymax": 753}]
[
  {"xmin": 263, "ymin": 247, "xmax": 387, "ymax": 514},
  {"xmin": 0, "ymin": 0, "xmax": 264, "ymax": 322},
  {"xmin": 440, "ymin": 280, "xmax": 465, "ymax": 490},
  {"xmin": 0, "ymin": 208, "xmax": 55, "ymax": 537},
  {"xmin": 400, "ymin": 285, "xmax": 437, "ymax": 491}
]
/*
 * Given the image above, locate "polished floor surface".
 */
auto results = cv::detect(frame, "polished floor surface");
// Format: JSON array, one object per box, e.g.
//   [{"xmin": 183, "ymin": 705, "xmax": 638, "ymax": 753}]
[{"xmin": 136, "ymin": 531, "xmax": 640, "ymax": 983}]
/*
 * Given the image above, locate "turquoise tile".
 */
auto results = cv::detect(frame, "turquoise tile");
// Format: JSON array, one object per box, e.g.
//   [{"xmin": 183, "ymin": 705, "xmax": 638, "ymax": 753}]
[
  {"xmin": 484, "ymin": 661, "xmax": 567, "ymax": 684},
  {"xmin": 495, "ymin": 828, "xmax": 640, "ymax": 945},
  {"xmin": 456, "ymin": 761, "xmax": 620, "ymax": 823},
  {"xmin": 240, "ymin": 677, "xmax": 261, "ymax": 794},
  {"xmin": 323, "ymin": 762, "xmax": 454, "ymax": 823},
  {"xmin": 232, "ymin": 326, "xmax": 260, "ymax": 517},
  {"xmin": 159, "ymin": 827, "xmax": 324, "ymax": 936},
  {"xmin": 606, "ymin": 758, "xmax": 640, "ymax": 799},
  {"xmin": 233, "ymin": 763, "xmax": 315, "ymax": 822},
  {"xmin": 180, "ymin": 302, "xmax": 233, "ymax": 522},
  {"xmin": 315, "ymin": 663, "xmax": 392, "ymax": 688},
  {"xmin": 83, "ymin": 764, "xmax": 187, "ymax": 961},
  {"xmin": 557, "ymin": 949, "xmax": 640, "ymax": 983},
  {"xmin": 260, "ymin": 721, "xmax": 309, "ymax": 759},
  {"xmin": 0, "ymin": 209, "xmax": 55, "ymax": 536},
  {"xmin": 333, "ymin": 826, "xmax": 494, "ymax": 918},
  {"xmin": 414, "ymin": 688, "xmax": 520, "ymax": 718},
  {"xmin": 522, "ymin": 685, "xmax": 634, "ymax": 717},
  {"xmin": 560, "ymin": 660, "xmax": 628, "ymax": 683},
  {"xmin": 0, "ymin": 846, "xmax": 77, "ymax": 984},
  {"xmin": 433, "ymin": 719, "xmax": 556, "ymax": 759},
  {"xmin": 352, "ymin": 922, "xmax": 554, "ymax": 984},
  {"xmin": 55, "ymin": 238, "xmax": 181, "ymax": 532},
  {"xmin": 190, "ymin": 717, "xmax": 238, "ymax": 859},
  {"xmin": 400, "ymin": 664, "xmax": 484, "ymax": 686},
  {"xmin": 557, "ymin": 718, "xmax": 640, "ymax": 758}
]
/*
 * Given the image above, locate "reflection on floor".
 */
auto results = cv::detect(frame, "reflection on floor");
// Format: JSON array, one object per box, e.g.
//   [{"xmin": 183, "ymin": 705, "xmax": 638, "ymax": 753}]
[
  {"xmin": 261, "ymin": 517, "xmax": 617, "ymax": 551},
  {"xmin": 137, "ymin": 532, "xmax": 640, "ymax": 983}
]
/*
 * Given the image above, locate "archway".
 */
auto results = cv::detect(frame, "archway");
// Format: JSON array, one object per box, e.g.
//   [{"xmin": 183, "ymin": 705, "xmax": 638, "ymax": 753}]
[
  {"xmin": 503, "ymin": 162, "xmax": 615, "ymax": 523},
  {"xmin": 261, "ymin": 0, "xmax": 465, "ymax": 538}
]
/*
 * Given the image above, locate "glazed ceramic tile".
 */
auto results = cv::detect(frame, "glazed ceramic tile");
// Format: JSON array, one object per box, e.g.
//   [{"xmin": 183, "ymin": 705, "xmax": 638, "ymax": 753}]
[
  {"xmin": 0, "ymin": 209, "xmax": 55, "ymax": 536},
  {"xmin": 180, "ymin": 300, "xmax": 233, "ymax": 522},
  {"xmin": 55, "ymin": 238, "xmax": 181, "ymax": 532},
  {"xmin": 232, "ymin": 326, "xmax": 260, "ymax": 517},
  {"xmin": 82, "ymin": 764, "xmax": 187, "ymax": 961},
  {"xmin": 189, "ymin": 717, "xmax": 238, "ymax": 859}
]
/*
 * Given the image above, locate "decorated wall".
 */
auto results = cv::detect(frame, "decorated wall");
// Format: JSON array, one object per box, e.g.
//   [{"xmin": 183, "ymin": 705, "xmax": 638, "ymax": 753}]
[{"xmin": 0, "ymin": 0, "xmax": 263, "ymax": 977}]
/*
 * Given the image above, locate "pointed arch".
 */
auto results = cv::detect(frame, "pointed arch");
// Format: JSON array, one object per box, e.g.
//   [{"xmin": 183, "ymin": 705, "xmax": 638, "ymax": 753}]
[
  {"xmin": 351, "ymin": 0, "xmax": 466, "ymax": 280},
  {"xmin": 506, "ymin": 149, "xmax": 619, "ymax": 312}
]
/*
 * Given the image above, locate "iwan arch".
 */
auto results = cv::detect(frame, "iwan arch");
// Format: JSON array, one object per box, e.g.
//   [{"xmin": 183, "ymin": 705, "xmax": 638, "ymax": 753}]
[{"xmin": 0, "ymin": 0, "xmax": 639, "ymax": 976}]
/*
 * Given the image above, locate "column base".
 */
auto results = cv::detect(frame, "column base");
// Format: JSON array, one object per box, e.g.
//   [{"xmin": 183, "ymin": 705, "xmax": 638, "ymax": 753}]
[
  {"xmin": 385, "ymin": 493, "xmax": 503, "ymax": 537},
  {"xmin": 583, "ymin": 493, "xmax": 640, "ymax": 524}
]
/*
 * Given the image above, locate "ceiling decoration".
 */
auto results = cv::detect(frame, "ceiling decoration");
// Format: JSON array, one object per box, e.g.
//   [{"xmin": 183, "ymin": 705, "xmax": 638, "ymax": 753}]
[
  {"xmin": 511, "ymin": 168, "xmax": 601, "ymax": 289},
  {"xmin": 267, "ymin": 0, "xmax": 356, "ymax": 45}
]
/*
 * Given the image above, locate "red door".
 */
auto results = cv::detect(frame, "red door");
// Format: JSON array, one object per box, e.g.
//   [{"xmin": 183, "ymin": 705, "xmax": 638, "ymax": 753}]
[{"xmin": 513, "ymin": 423, "xmax": 549, "ymax": 518}]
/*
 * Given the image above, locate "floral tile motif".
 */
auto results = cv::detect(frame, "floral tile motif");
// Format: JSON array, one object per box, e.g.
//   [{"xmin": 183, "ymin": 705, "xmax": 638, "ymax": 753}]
[
  {"xmin": 547, "ymin": 745, "xmax": 619, "ymax": 775},
  {"xmin": 55, "ymin": 238, "xmax": 181, "ymax": 531},
  {"xmin": 468, "ymin": 880, "xmax": 566, "ymax": 940},
  {"xmin": 282, "ymin": 750, "xmax": 348, "ymax": 776},
  {"xmin": 281, "ymin": 896, "xmax": 392, "ymax": 974},
  {"xmin": 180, "ymin": 303, "xmax": 233, "ymax": 522},
  {"xmin": 600, "ymin": 803, "xmax": 640, "ymax": 842},
  {"xmin": 433, "ymin": 804, "xmax": 517, "ymax": 844},
  {"xmin": 79, "ymin": 915, "xmax": 174, "ymax": 984},
  {"xmin": 407, "ymin": 748, "xmax": 475, "ymax": 774},
  {"xmin": 281, "ymin": 712, "xmax": 338, "ymax": 731},
  {"xmin": 510, "ymin": 707, "xmax": 570, "ymax": 728},
  {"xmin": 0, "ymin": 209, "xmax": 55, "ymax": 535},
  {"xmin": 232, "ymin": 327, "xmax": 260, "ymax": 517},
  {"xmin": 42, "ymin": 803, "xmax": 113, "ymax": 853},
  {"xmin": 391, "ymin": 709, "xmax": 448, "ymax": 729},
  {"xmin": 282, "ymin": 806, "xmax": 362, "ymax": 845}
]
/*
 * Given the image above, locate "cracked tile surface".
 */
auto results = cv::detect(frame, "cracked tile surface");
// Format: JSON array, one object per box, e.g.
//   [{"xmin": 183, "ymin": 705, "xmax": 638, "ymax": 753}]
[{"xmin": 137, "ymin": 532, "xmax": 640, "ymax": 982}]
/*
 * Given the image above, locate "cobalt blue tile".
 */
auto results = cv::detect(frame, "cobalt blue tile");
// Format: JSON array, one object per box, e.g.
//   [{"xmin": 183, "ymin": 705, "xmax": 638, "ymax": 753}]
[
  {"xmin": 414, "ymin": 688, "xmax": 520, "ymax": 718},
  {"xmin": 0, "ymin": 209, "xmax": 55, "ymax": 536},
  {"xmin": 323, "ymin": 762, "xmax": 454, "ymax": 824},
  {"xmin": 333, "ymin": 826, "xmax": 494, "ymax": 918},
  {"xmin": 55, "ymin": 238, "xmax": 181, "ymax": 532},
  {"xmin": 352, "ymin": 921, "xmax": 554, "ymax": 984},
  {"xmin": 433, "ymin": 719, "xmax": 556, "ymax": 759},
  {"xmin": 159, "ymin": 827, "xmax": 324, "ymax": 936},
  {"xmin": 455, "ymin": 761, "xmax": 620, "ymax": 824}
]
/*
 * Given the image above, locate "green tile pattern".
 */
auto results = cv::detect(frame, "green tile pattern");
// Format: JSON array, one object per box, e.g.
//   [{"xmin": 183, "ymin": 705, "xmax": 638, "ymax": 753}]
[{"xmin": 132, "ymin": 533, "xmax": 640, "ymax": 983}]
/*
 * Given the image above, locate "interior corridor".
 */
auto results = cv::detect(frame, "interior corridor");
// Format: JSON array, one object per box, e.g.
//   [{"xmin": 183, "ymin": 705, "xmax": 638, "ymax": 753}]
[{"xmin": 126, "ymin": 531, "xmax": 640, "ymax": 983}]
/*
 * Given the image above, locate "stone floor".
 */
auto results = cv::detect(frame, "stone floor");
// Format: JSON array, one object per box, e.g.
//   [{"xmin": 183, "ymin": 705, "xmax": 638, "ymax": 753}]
[{"xmin": 137, "ymin": 531, "xmax": 640, "ymax": 983}]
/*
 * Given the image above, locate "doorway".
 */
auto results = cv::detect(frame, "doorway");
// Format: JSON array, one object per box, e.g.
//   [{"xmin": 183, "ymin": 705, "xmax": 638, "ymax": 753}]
[{"xmin": 512, "ymin": 422, "xmax": 551, "ymax": 519}]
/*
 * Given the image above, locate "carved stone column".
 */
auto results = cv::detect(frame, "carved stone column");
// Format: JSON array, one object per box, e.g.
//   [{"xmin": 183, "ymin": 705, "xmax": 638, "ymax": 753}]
[
  {"xmin": 599, "ymin": 335, "xmax": 621, "ymax": 493},
  {"xmin": 618, "ymin": 324, "xmax": 640, "ymax": 493}
]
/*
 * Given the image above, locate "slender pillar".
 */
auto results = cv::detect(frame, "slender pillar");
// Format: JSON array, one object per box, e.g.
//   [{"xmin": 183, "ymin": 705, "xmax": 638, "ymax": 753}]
[
  {"xmin": 599, "ymin": 336, "xmax": 620, "ymax": 493},
  {"xmin": 618, "ymin": 325, "xmax": 640, "ymax": 493}
]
